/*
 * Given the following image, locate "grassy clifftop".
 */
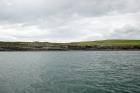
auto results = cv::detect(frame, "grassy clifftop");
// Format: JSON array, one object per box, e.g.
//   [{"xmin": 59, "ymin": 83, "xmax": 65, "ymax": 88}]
[
  {"xmin": 0, "ymin": 40, "xmax": 140, "ymax": 51},
  {"xmin": 70, "ymin": 40, "xmax": 140, "ymax": 46},
  {"xmin": 0, "ymin": 40, "xmax": 140, "ymax": 46}
]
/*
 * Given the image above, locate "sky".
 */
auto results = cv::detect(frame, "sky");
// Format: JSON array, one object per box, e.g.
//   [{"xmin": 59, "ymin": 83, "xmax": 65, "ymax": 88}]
[{"xmin": 0, "ymin": 0, "xmax": 140, "ymax": 42}]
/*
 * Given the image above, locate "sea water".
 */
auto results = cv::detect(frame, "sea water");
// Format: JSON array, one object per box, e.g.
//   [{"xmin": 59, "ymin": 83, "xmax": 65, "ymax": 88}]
[{"xmin": 0, "ymin": 51, "xmax": 140, "ymax": 93}]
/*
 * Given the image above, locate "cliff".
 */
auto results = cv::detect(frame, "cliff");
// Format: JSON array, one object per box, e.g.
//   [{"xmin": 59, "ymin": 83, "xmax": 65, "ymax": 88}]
[{"xmin": 0, "ymin": 40, "xmax": 140, "ymax": 51}]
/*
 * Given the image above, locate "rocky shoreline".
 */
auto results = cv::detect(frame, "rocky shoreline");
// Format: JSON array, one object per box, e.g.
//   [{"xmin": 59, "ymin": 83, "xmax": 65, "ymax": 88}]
[
  {"xmin": 0, "ymin": 45, "xmax": 140, "ymax": 51},
  {"xmin": 0, "ymin": 40, "xmax": 140, "ymax": 51}
]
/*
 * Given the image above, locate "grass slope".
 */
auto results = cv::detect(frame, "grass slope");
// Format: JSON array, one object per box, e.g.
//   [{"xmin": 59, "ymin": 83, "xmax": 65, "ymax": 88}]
[
  {"xmin": 70, "ymin": 40, "xmax": 140, "ymax": 46},
  {"xmin": 0, "ymin": 40, "xmax": 140, "ymax": 47}
]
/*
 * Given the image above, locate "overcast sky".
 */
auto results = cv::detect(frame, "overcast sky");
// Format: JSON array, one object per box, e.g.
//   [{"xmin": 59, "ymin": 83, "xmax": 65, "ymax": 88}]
[{"xmin": 0, "ymin": 0, "xmax": 140, "ymax": 42}]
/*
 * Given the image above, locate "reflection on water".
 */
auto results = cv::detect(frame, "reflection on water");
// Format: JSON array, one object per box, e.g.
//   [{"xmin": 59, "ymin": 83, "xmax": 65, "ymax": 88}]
[{"xmin": 0, "ymin": 51, "xmax": 140, "ymax": 93}]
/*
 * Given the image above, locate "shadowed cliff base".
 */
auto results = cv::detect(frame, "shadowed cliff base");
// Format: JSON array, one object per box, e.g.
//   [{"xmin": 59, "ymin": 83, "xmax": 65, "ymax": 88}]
[{"xmin": 0, "ymin": 40, "xmax": 140, "ymax": 51}]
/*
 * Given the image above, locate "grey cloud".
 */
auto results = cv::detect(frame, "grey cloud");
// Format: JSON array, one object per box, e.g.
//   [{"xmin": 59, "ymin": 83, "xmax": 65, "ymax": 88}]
[
  {"xmin": 108, "ymin": 25, "xmax": 140, "ymax": 39},
  {"xmin": 0, "ymin": 0, "xmax": 140, "ymax": 24},
  {"xmin": 116, "ymin": 26, "xmax": 140, "ymax": 34},
  {"xmin": 0, "ymin": 0, "xmax": 140, "ymax": 42}
]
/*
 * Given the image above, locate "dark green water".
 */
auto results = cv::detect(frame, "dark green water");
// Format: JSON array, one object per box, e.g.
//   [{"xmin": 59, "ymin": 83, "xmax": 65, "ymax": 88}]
[{"xmin": 0, "ymin": 51, "xmax": 140, "ymax": 93}]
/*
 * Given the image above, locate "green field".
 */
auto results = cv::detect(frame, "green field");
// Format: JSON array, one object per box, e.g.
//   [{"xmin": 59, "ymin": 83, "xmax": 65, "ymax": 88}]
[
  {"xmin": 70, "ymin": 40, "xmax": 140, "ymax": 46},
  {"xmin": 0, "ymin": 40, "xmax": 140, "ymax": 47}
]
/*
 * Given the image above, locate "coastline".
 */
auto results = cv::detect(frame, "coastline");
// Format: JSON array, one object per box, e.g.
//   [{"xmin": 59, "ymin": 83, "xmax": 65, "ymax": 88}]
[
  {"xmin": 0, "ymin": 47, "xmax": 140, "ymax": 51},
  {"xmin": 0, "ymin": 40, "xmax": 140, "ymax": 51}
]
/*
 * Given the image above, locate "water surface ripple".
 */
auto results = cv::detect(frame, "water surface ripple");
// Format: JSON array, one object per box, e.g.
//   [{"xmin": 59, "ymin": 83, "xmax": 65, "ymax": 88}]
[{"xmin": 0, "ymin": 51, "xmax": 140, "ymax": 93}]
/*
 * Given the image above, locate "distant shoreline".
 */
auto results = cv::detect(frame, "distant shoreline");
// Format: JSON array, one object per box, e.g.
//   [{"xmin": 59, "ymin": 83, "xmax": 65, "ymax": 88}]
[{"xmin": 0, "ymin": 40, "xmax": 140, "ymax": 51}]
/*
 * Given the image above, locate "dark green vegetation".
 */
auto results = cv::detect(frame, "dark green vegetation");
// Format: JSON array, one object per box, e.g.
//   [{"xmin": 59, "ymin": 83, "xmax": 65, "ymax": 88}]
[{"xmin": 0, "ymin": 40, "xmax": 140, "ymax": 51}]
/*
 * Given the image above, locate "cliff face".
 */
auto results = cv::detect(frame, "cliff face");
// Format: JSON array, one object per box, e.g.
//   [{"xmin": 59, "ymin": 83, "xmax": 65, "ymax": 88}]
[
  {"xmin": 66, "ymin": 45, "xmax": 140, "ymax": 50},
  {"xmin": 0, "ymin": 44, "xmax": 140, "ymax": 51},
  {"xmin": 0, "ymin": 40, "xmax": 140, "ymax": 51}
]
